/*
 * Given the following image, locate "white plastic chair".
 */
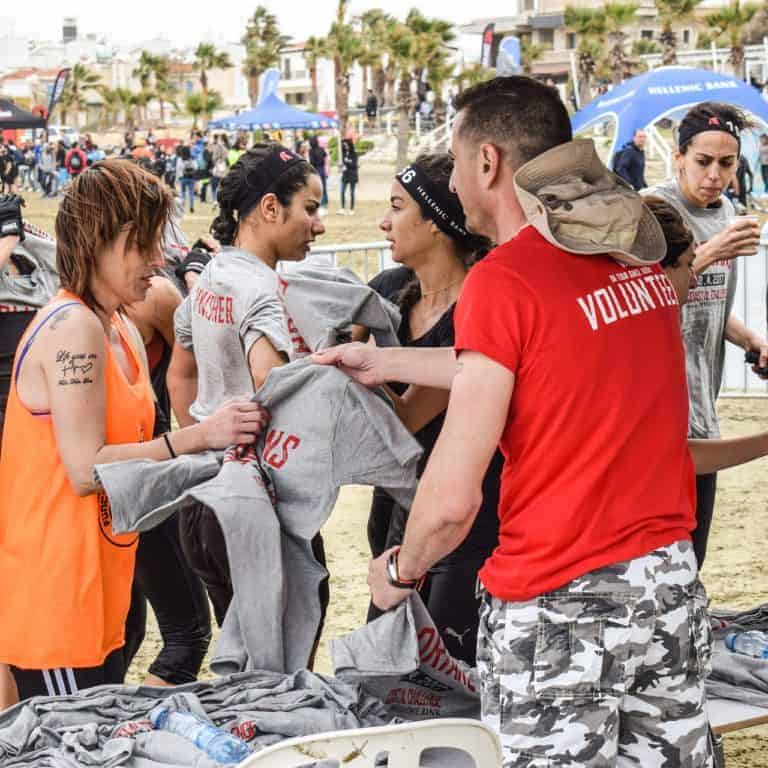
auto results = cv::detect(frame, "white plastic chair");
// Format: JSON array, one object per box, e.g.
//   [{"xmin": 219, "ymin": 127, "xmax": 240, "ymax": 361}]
[{"xmin": 239, "ymin": 717, "xmax": 503, "ymax": 768}]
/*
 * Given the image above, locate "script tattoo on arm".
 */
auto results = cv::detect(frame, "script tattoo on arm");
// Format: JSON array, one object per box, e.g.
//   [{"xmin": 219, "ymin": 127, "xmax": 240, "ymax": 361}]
[{"xmin": 56, "ymin": 350, "xmax": 98, "ymax": 386}]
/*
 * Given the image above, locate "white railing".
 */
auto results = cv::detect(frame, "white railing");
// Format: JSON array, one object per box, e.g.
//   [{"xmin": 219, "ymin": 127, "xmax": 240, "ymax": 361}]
[{"xmin": 278, "ymin": 240, "xmax": 395, "ymax": 282}]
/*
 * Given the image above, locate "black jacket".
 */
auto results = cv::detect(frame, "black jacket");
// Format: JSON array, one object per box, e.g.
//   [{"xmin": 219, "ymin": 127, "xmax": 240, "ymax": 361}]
[{"xmin": 614, "ymin": 141, "xmax": 646, "ymax": 191}]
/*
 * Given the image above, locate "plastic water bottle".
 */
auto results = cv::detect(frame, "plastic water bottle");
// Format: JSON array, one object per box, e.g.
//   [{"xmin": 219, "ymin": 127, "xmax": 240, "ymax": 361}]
[
  {"xmin": 149, "ymin": 705, "xmax": 252, "ymax": 764},
  {"xmin": 725, "ymin": 630, "xmax": 768, "ymax": 659}
]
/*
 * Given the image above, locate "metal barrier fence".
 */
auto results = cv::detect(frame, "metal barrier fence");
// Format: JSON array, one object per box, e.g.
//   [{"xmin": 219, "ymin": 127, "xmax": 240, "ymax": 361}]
[
  {"xmin": 722, "ymin": 225, "xmax": 768, "ymax": 396},
  {"xmin": 278, "ymin": 241, "xmax": 395, "ymax": 282}
]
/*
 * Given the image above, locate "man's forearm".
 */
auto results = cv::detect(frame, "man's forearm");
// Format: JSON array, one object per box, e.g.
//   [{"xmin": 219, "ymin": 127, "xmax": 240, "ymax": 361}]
[
  {"xmin": 378, "ymin": 347, "xmax": 459, "ymax": 389},
  {"xmin": 690, "ymin": 434, "xmax": 768, "ymax": 475}
]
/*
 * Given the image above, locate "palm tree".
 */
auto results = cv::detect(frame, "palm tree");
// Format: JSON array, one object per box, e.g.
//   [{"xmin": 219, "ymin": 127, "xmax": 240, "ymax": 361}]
[
  {"xmin": 454, "ymin": 63, "xmax": 494, "ymax": 92},
  {"xmin": 185, "ymin": 91, "xmax": 224, "ymax": 129},
  {"xmin": 564, "ymin": 6, "xmax": 607, "ymax": 106},
  {"xmin": 152, "ymin": 56, "xmax": 177, "ymax": 125},
  {"xmin": 521, "ymin": 35, "xmax": 545, "ymax": 76},
  {"xmin": 358, "ymin": 9, "xmax": 395, "ymax": 107},
  {"xmin": 704, "ymin": 1, "xmax": 759, "ymax": 77},
  {"xmin": 114, "ymin": 87, "xmax": 139, "ymax": 131},
  {"xmin": 132, "ymin": 51, "xmax": 158, "ymax": 127},
  {"xmin": 241, "ymin": 6, "xmax": 289, "ymax": 107},
  {"xmin": 324, "ymin": 0, "xmax": 362, "ymax": 136},
  {"xmin": 60, "ymin": 63, "xmax": 101, "ymax": 129},
  {"xmin": 387, "ymin": 19, "xmax": 417, "ymax": 169},
  {"xmin": 96, "ymin": 86, "xmax": 122, "ymax": 129},
  {"xmin": 303, "ymin": 36, "xmax": 328, "ymax": 112},
  {"xmin": 604, "ymin": 3, "xmax": 639, "ymax": 84},
  {"xmin": 193, "ymin": 43, "xmax": 233, "ymax": 106},
  {"xmin": 654, "ymin": 0, "xmax": 702, "ymax": 65}
]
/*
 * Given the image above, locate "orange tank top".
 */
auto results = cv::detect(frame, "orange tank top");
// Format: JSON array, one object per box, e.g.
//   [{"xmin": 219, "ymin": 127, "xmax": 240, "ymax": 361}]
[{"xmin": 0, "ymin": 290, "xmax": 155, "ymax": 669}]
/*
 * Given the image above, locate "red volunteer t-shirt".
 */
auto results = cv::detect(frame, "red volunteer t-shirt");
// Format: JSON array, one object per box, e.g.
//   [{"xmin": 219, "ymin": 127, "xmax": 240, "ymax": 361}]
[{"xmin": 454, "ymin": 226, "xmax": 695, "ymax": 602}]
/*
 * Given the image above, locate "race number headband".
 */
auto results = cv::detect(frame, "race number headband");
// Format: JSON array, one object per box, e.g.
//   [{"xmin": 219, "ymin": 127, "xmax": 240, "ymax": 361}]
[
  {"xmin": 678, "ymin": 114, "xmax": 741, "ymax": 152},
  {"xmin": 237, "ymin": 146, "xmax": 309, "ymax": 218},
  {"xmin": 395, "ymin": 163, "xmax": 476, "ymax": 248}
]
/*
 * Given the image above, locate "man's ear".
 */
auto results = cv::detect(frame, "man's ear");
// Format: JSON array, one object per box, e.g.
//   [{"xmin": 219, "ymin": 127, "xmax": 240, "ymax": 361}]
[
  {"xmin": 259, "ymin": 192, "xmax": 281, "ymax": 223},
  {"xmin": 479, "ymin": 143, "xmax": 503, "ymax": 190}
]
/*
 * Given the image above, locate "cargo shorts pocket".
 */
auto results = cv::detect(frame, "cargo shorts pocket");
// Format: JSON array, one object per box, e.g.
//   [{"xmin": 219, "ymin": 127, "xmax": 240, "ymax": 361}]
[
  {"xmin": 688, "ymin": 579, "xmax": 713, "ymax": 678},
  {"xmin": 532, "ymin": 593, "xmax": 636, "ymax": 700}
]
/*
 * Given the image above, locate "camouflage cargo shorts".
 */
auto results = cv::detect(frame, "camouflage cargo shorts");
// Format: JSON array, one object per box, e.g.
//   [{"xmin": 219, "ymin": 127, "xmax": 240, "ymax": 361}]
[{"xmin": 477, "ymin": 540, "xmax": 713, "ymax": 767}]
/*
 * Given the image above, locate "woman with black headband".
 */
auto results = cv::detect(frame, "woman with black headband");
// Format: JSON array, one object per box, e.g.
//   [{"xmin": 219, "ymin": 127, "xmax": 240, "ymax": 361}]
[
  {"xmin": 366, "ymin": 153, "xmax": 503, "ymax": 665},
  {"xmin": 644, "ymin": 101, "xmax": 766, "ymax": 568},
  {"xmin": 167, "ymin": 144, "xmax": 328, "ymax": 652}
]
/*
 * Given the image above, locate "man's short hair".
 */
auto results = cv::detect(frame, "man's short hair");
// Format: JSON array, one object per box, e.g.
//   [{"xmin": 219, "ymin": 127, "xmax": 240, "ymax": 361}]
[{"xmin": 454, "ymin": 76, "xmax": 572, "ymax": 166}]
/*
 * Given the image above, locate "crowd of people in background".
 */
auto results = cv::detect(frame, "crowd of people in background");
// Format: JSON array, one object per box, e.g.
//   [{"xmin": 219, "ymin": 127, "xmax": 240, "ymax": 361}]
[{"xmin": 0, "ymin": 125, "xmax": 362, "ymax": 218}]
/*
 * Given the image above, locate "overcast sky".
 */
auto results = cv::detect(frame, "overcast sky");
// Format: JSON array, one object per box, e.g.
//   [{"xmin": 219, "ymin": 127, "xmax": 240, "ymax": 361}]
[{"xmin": 3, "ymin": 1, "xmax": 510, "ymax": 47}]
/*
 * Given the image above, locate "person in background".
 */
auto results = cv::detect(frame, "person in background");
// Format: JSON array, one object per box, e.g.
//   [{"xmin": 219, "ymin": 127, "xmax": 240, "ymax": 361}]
[
  {"xmin": 644, "ymin": 101, "xmax": 766, "ymax": 569},
  {"xmin": 614, "ymin": 128, "xmax": 648, "ymax": 191},
  {"xmin": 210, "ymin": 136, "xmax": 230, "ymax": 204},
  {"xmin": 759, "ymin": 134, "xmax": 768, "ymax": 194},
  {"xmin": 339, "ymin": 134, "xmax": 358, "ymax": 216},
  {"xmin": 727, "ymin": 155, "xmax": 753, "ymax": 210},
  {"xmin": 177, "ymin": 145, "xmax": 197, "ymax": 214},
  {"xmin": 366, "ymin": 89, "xmax": 378, "ymax": 130},
  {"xmin": 308, "ymin": 135, "xmax": 328, "ymax": 214}
]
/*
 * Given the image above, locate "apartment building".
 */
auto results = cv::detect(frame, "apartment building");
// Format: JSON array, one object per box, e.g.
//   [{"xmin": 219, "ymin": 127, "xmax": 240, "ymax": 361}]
[{"xmin": 460, "ymin": 0, "xmax": 733, "ymax": 80}]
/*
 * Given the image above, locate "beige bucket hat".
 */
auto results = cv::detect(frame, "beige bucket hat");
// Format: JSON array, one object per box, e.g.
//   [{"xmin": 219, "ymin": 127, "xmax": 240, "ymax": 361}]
[{"xmin": 514, "ymin": 139, "xmax": 667, "ymax": 266}]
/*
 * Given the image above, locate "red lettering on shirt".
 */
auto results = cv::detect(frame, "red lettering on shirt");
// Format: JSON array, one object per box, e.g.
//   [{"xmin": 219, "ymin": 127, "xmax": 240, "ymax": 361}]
[
  {"xmin": 193, "ymin": 288, "xmax": 235, "ymax": 326},
  {"xmin": 263, "ymin": 429, "xmax": 301, "ymax": 469}
]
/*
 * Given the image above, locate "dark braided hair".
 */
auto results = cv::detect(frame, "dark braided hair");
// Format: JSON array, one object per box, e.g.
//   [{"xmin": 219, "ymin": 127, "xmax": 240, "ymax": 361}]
[
  {"xmin": 397, "ymin": 152, "xmax": 491, "ymax": 318},
  {"xmin": 210, "ymin": 142, "xmax": 318, "ymax": 246}
]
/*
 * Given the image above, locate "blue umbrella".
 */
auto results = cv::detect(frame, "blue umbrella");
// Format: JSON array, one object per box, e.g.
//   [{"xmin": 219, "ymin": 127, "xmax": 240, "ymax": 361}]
[
  {"xmin": 209, "ymin": 93, "xmax": 339, "ymax": 131},
  {"xmin": 572, "ymin": 66, "xmax": 768, "ymax": 167}
]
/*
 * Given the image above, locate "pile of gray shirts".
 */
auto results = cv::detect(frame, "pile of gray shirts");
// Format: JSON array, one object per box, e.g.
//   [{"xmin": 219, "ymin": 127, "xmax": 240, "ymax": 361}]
[
  {"xmin": 96, "ymin": 359, "xmax": 422, "ymax": 676},
  {"xmin": 0, "ymin": 227, "xmax": 59, "ymax": 311},
  {"xmin": 0, "ymin": 669, "xmax": 390, "ymax": 767},
  {"xmin": 707, "ymin": 603, "xmax": 768, "ymax": 707}
]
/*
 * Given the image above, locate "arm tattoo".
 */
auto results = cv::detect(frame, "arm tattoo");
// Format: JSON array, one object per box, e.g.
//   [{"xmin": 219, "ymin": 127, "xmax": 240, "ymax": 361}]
[
  {"xmin": 56, "ymin": 350, "xmax": 97, "ymax": 386},
  {"xmin": 48, "ymin": 308, "xmax": 72, "ymax": 331}
]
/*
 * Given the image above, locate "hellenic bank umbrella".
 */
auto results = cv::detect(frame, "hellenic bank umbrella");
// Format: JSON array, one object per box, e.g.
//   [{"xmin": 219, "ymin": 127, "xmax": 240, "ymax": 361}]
[
  {"xmin": 571, "ymin": 66, "xmax": 768, "ymax": 167},
  {"xmin": 209, "ymin": 93, "xmax": 339, "ymax": 131},
  {"xmin": 0, "ymin": 99, "xmax": 47, "ymax": 130}
]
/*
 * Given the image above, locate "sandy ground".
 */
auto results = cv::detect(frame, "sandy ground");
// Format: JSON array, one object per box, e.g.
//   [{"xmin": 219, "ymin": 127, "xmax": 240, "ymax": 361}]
[{"xmin": 17, "ymin": 160, "xmax": 768, "ymax": 764}]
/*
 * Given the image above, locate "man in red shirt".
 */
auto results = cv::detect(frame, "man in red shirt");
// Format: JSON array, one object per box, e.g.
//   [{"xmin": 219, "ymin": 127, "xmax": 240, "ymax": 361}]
[{"xmin": 315, "ymin": 77, "xmax": 711, "ymax": 766}]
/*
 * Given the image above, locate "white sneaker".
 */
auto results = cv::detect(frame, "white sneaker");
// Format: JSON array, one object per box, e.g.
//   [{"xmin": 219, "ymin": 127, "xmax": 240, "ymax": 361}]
[
  {"xmin": 348, "ymin": 209, "xmax": 355, "ymax": 216},
  {"xmin": 319, "ymin": 207, "xmax": 328, "ymax": 217},
  {"xmin": 337, "ymin": 208, "xmax": 347, "ymax": 215}
]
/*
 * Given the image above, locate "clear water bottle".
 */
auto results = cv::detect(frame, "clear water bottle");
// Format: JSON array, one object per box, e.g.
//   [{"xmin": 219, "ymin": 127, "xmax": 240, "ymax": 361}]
[
  {"xmin": 149, "ymin": 705, "xmax": 252, "ymax": 764},
  {"xmin": 725, "ymin": 630, "xmax": 768, "ymax": 659}
]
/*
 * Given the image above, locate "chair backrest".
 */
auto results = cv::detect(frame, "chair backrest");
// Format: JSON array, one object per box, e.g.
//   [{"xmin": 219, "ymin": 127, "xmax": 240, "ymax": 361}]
[{"xmin": 239, "ymin": 717, "xmax": 503, "ymax": 768}]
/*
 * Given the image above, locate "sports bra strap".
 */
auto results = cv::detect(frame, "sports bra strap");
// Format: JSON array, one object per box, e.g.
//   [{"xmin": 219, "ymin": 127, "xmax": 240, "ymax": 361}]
[{"xmin": 14, "ymin": 302, "xmax": 81, "ymax": 382}]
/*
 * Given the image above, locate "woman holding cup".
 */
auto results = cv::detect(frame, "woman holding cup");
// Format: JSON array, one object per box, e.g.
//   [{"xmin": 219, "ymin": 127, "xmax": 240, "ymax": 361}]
[{"xmin": 644, "ymin": 101, "xmax": 766, "ymax": 569}]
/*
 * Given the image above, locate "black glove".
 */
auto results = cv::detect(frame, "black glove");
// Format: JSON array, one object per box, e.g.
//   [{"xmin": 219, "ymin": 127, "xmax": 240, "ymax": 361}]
[{"xmin": 0, "ymin": 195, "xmax": 25, "ymax": 242}]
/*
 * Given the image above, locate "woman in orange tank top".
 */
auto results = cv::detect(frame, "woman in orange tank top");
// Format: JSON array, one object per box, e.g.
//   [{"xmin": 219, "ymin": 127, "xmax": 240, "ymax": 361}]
[{"xmin": 0, "ymin": 160, "xmax": 267, "ymax": 701}]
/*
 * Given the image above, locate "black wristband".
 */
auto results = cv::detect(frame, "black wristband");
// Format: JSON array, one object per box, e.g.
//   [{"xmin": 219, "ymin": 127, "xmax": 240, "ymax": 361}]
[{"xmin": 162, "ymin": 432, "xmax": 177, "ymax": 459}]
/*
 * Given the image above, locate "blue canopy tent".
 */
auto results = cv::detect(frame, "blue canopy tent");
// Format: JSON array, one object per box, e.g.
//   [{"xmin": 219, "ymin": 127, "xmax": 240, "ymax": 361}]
[
  {"xmin": 572, "ymin": 67, "xmax": 768, "ymax": 174},
  {"xmin": 209, "ymin": 93, "xmax": 339, "ymax": 131}
]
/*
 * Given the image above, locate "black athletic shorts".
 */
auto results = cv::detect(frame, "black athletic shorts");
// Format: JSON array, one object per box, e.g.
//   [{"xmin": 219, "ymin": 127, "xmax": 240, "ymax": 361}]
[{"xmin": 10, "ymin": 647, "xmax": 125, "ymax": 701}]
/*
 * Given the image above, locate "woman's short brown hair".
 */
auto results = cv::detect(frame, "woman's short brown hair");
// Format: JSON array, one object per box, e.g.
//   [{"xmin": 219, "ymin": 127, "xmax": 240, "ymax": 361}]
[
  {"xmin": 642, "ymin": 196, "xmax": 694, "ymax": 268},
  {"xmin": 55, "ymin": 159, "xmax": 175, "ymax": 310}
]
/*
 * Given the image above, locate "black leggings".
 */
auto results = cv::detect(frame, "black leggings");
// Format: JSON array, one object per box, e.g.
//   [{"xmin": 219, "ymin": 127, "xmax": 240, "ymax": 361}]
[
  {"xmin": 178, "ymin": 503, "xmax": 330, "ymax": 666},
  {"xmin": 693, "ymin": 472, "xmax": 717, "ymax": 569},
  {"xmin": 124, "ymin": 513, "xmax": 212, "ymax": 684},
  {"xmin": 368, "ymin": 503, "xmax": 491, "ymax": 665},
  {"xmin": 10, "ymin": 647, "xmax": 125, "ymax": 701}
]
